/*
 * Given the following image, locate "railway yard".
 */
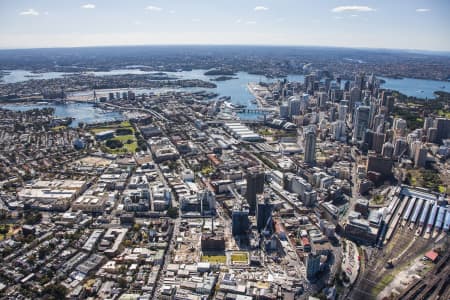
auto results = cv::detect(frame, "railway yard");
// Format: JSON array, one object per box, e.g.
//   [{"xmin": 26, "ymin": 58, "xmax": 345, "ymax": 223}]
[
  {"xmin": 396, "ymin": 253, "xmax": 450, "ymax": 300},
  {"xmin": 350, "ymin": 186, "xmax": 450, "ymax": 299}
]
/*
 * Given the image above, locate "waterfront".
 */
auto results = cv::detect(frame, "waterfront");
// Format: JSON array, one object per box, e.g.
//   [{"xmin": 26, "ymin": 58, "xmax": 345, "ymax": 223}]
[
  {"xmin": 379, "ymin": 76, "xmax": 448, "ymax": 99},
  {"xmin": 0, "ymin": 70, "xmax": 70, "ymax": 83},
  {"xmin": 0, "ymin": 69, "xmax": 304, "ymax": 122},
  {"xmin": 2, "ymin": 68, "xmax": 448, "ymax": 100},
  {"xmin": 1, "ymin": 68, "xmax": 448, "ymax": 125},
  {"xmin": 1, "ymin": 102, "xmax": 124, "ymax": 127}
]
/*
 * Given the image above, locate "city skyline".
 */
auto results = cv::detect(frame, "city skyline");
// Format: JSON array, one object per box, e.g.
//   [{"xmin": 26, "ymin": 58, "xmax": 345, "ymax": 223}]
[
  {"xmin": 1, "ymin": 0, "xmax": 450, "ymax": 51},
  {"xmin": 1, "ymin": 1, "xmax": 450, "ymax": 299}
]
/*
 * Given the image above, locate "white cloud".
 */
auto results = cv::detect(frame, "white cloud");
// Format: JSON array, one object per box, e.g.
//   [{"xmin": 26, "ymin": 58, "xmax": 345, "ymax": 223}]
[
  {"xmin": 81, "ymin": 4, "xmax": 96, "ymax": 9},
  {"xmin": 169, "ymin": 10, "xmax": 175, "ymax": 14},
  {"xmin": 246, "ymin": 21, "xmax": 257, "ymax": 25},
  {"xmin": 416, "ymin": 8, "xmax": 430, "ymax": 13},
  {"xmin": 235, "ymin": 19, "xmax": 242, "ymax": 24},
  {"xmin": 254, "ymin": 6, "xmax": 269, "ymax": 11},
  {"xmin": 331, "ymin": 6, "xmax": 375, "ymax": 13},
  {"xmin": 145, "ymin": 5, "xmax": 162, "ymax": 12},
  {"xmin": 19, "ymin": 8, "xmax": 39, "ymax": 16},
  {"xmin": 192, "ymin": 18, "xmax": 200, "ymax": 22}
]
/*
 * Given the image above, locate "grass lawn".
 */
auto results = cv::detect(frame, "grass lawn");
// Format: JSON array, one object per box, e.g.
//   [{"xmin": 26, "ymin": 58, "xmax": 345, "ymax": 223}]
[
  {"xmin": 112, "ymin": 134, "xmax": 135, "ymax": 142},
  {"xmin": 438, "ymin": 109, "xmax": 450, "ymax": 118},
  {"xmin": 201, "ymin": 166, "xmax": 214, "ymax": 176},
  {"xmin": 202, "ymin": 255, "xmax": 227, "ymax": 264},
  {"xmin": 112, "ymin": 134, "xmax": 138, "ymax": 152},
  {"xmin": 91, "ymin": 127, "xmax": 112, "ymax": 133},
  {"xmin": 231, "ymin": 252, "xmax": 248, "ymax": 263},
  {"xmin": 406, "ymin": 169, "xmax": 446, "ymax": 193},
  {"xmin": 103, "ymin": 142, "xmax": 137, "ymax": 154},
  {"xmin": 122, "ymin": 141, "xmax": 138, "ymax": 152},
  {"xmin": 51, "ymin": 125, "xmax": 67, "ymax": 131},
  {"xmin": 0, "ymin": 224, "xmax": 15, "ymax": 241},
  {"xmin": 91, "ymin": 120, "xmax": 134, "ymax": 133},
  {"xmin": 372, "ymin": 273, "xmax": 396, "ymax": 296},
  {"xmin": 91, "ymin": 121, "xmax": 138, "ymax": 153},
  {"xmin": 372, "ymin": 194, "xmax": 385, "ymax": 205},
  {"xmin": 258, "ymin": 128, "xmax": 273, "ymax": 136},
  {"xmin": 120, "ymin": 120, "xmax": 132, "ymax": 127}
]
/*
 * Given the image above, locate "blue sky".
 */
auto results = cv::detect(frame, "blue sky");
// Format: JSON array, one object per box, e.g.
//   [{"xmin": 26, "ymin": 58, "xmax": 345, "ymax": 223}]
[{"xmin": 0, "ymin": 0, "xmax": 449, "ymax": 51}]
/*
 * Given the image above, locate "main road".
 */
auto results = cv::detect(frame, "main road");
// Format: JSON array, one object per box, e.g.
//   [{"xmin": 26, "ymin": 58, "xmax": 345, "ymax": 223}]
[{"xmin": 101, "ymin": 102, "xmax": 168, "ymax": 122}]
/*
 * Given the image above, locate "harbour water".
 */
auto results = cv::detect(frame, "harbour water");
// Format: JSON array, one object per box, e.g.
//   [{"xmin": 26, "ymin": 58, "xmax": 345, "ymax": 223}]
[
  {"xmin": 1, "ymin": 68, "xmax": 447, "ymax": 125},
  {"xmin": 1, "ymin": 69, "xmax": 303, "ymax": 123},
  {"xmin": 379, "ymin": 76, "xmax": 447, "ymax": 99},
  {"xmin": 2, "ymin": 102, "xmax": 124, "ymax": 128},
  {"xmin": 0, "ymin": 70, "xmax": 70, "ymax": 83}
]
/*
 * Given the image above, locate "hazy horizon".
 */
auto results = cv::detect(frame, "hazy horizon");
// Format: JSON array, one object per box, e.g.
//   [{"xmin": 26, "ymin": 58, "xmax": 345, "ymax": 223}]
[
  {"xmin": 1, "ymin": 44, "xmax": 450, "ymax": 57},
  {"xmin": 1, "ymin": 0, "xmax": 449, "ymax": 51}
]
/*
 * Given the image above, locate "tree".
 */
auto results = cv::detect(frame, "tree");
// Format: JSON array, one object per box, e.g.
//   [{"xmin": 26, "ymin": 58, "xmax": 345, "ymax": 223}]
[
  {"xmin": 27, "ymin": 253, "xmax": 36, "ymax": 265},
  {"xmin": 167, "ymin": 207, "xmax": 179, "ymax": 219},
  {"xmin": 105, "ymin": 139, "xmax": 123, "ymax": 149},
  {"xmin": 0, "ymin": 224, "xmax": 9, "ymax": 235},
  {"xmin": 132, "ymin": 223, "xmax": 141, "ymax": 232},
  {"xmin": 38, "ymin": 247, "xmax": 50, "ymax": 259},
  {"xmin": 42, "ymin": 283, "xmax": 67, "ymax": 300},
  {"xmin": 116, "ymin": 128, "xmax": 133, "ymax": 136},
  {"xmin": 22, "ymin": 172, "xmax": 34, "ymax": 181},
  {"xmin": 117, "ymin": 277, "xmax": 128, "ymax": 289},
  {"xmin": 24, "ymin": 212, "xmax": 42, "ymax": 225},
  {"xmin": 137, "ymin": 139, "xmax": 148, "ymax": 151}
]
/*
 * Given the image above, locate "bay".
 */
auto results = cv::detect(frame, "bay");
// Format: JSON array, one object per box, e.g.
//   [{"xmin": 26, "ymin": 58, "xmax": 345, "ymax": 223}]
[
  {"xmin": 3, "ymin": 67, "xmax": 447, "ymax": 125},
  {"xmin": 1, "ymin": 102, "xmax": 124, "ymax": 127},
  {"xmin": 380, "ymin": 76, "xmax": 448, "ymax": 99}
]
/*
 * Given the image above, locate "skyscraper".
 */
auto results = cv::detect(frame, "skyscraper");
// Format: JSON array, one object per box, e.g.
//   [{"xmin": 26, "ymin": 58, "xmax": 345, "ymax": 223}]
[
  {"xmin": 338, "ymin": 101, "xmax": 348, "ymax": 121},
  {"xmin": 279, "ymin": 104, "xmax": 289, "ymax": 119},
  {"xmin": 364, "ymin": 129, "xmax": 374, "ymax": 151},
  {"xmin": 198, "ymin": 189, "xmax": 216, "ymax": 216},
  {"xmin": 427, "ymin": 127, "xmax": 437, "ymax": 143},
  {"xmin": 434, "ymin": 118, "xmax": 450, "ymax": 144},
  {"xmin": 372, "ymin": 132, "xmax": 385, "ymax": 153},
  {"xmin": 355, "ymin": 73, "xmax": 365, "ymax": 90},
  {"xmin": 349, "ymin": 87, "xmax": 361, "ymax": 111},
  {"xmin": 329, "ymin": 105, "xmax": 337, "ymax": 122},
  {"xmin": 304, "ymin": 126, "xmax": 317, "ymax": 164},
  {"xmin": 423, "ymin": 117, "xmax": 434, "ymax": 131},
  {"xmin": 414, "ymin": 144, "xmax": 427, "ymax": 168},
  {"xmin": 232, "ymin": 208, "xmax": 250, "ymax": 236},
  {"xmin": 353, "ymin": 106, "xmax": 371, "ymax": 142},
  {"xmin": 393, "ymin": 118, "xmax": 407, "ymax": 136},
  {"xmin": 246, "ymin": 167, "xmax": 265, "ymax": 214},
  {"xmin": 385, "ymin": 96, "xmax": 395, "ymax": 113},
  {"xmin": 317, "ymin": 92, "xmax": 328, "ymax": 108},
  {"xmin": 393, "ymin": 137, "xmax": 408, "ymax": 159},
  {"xmin": 256, "ymin": 194, "xmax": 273, "ymax": 232},
  {"xmin": 372, "ymin": 114, "xmax": 385, "ymax": 132},
  {"xmin": 288, "ymin": 96, "xmax": 301, "ymax": 119},
  {"xmin": 382, "ymin": 142, "xmax": 394, "ymax": 159},
  {"xmin": 306, "ymin": 253, "xmax": 321, "ymax": 279},
  {"xmin": 332, "ymin": 120, "xmax": 346, "ymax": 141}
]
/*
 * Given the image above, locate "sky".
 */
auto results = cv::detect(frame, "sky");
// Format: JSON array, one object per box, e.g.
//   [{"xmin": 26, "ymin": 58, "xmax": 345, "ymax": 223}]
[{"xmin": 0, "ymin": 0, "xmax": 449, "ymax": 51}]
